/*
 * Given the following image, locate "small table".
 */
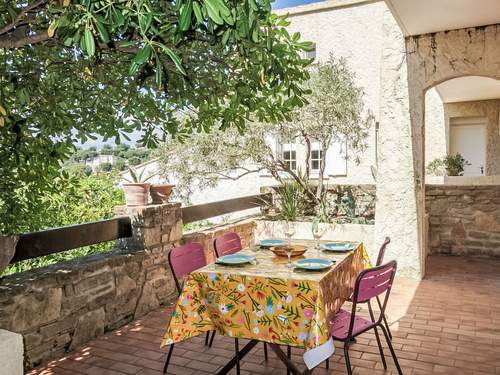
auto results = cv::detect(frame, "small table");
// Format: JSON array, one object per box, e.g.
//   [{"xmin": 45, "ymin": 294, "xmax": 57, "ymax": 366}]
[{"xmin": 162, "ymin": 240, "xmax": 369, "ymax": 374}]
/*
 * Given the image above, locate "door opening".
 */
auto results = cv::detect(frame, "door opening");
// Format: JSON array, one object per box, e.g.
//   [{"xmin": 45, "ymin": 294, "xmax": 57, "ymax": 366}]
[{"xmin": 449, "ymin": 117, "xmax": 487, "ymax": 176}]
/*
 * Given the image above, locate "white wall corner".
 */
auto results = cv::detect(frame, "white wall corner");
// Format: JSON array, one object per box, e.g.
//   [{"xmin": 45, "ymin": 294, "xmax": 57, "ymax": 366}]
[{"xmin": 0, "ymin": 330, "xmax": 24, "ymax": 375}]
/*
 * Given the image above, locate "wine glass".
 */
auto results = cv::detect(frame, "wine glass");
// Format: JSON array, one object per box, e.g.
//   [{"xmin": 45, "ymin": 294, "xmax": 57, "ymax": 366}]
[
  {"xmin": 283, "ymin": 221, "xmax": 296, "ymax": 268},
  {"xmin": 312, "ymin": 219, "xmax": 327, "ymax": 255},
  {"xmin": 251, "ymin": 243, "xmax": 259, "ymax": 265}
]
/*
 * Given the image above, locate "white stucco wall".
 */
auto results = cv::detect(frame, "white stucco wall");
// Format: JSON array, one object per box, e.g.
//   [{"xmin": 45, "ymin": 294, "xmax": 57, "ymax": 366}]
[
  {"xmin": 444, "ymin": 99, "xmax": 500, "ymax": 175},
  {"xmin": 121, "ymin": 160, "xmax": 264, "ymax": 222},
  {"xmin": 375, "ymin": 8, "xmax": 422, "ymax": 279},
  {"xmin": 0, "ymin": 330, "xmax": 23, "ymax": 375},
  {"xmin": 424, "ymin": 88, "xmax": 447, "ymax": 169},
  {"xmin": 278, "ymin": 0, "xmax": 386, "ymax": 184}
]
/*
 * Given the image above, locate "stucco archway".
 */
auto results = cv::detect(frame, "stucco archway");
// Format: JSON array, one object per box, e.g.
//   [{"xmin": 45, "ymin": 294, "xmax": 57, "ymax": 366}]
[{"xmin": 406, "ymin": 24, "xmax": 500, "ymax": 274}]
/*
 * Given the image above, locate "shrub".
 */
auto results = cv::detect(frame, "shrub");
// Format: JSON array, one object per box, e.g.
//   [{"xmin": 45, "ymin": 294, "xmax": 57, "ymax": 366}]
[
  {"xmin": 2, "ymin": 172, "xmax": 124, "ymax": 276},
  {"xmin": 427, "ymin": 154, "xmax": 470, "ymax": 176}
]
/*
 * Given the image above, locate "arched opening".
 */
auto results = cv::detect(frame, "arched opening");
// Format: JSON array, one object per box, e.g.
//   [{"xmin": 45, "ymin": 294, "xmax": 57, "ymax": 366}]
[
  {"xmin": 423, "ymin": 75, "xmax": 500, "ymax": 258},
  {"xmin": 425, "ymin": 76, "xmax": 500, "ymax": 179}
]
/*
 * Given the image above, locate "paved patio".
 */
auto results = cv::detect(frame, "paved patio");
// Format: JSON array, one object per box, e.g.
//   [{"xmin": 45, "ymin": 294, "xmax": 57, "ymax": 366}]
[{"xmin": 28, "ymin": 255, "xmax": 500, "ymax": 375}]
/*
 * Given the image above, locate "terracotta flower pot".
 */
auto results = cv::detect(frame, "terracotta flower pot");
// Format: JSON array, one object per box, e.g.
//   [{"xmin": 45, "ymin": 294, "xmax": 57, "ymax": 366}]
[
  {"xmin": 150, "ymin": 184, "xmax": 175, "ymax": 204},
  {"xmin": 122, "ymin": 183, "xmax": 151, "ymax": 206}
]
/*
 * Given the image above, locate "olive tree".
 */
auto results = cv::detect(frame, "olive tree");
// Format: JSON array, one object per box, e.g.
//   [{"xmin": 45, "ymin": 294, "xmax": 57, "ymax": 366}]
[{"xmin": 159, "ymin": 55, "xmax": 373, "ymax": 207}]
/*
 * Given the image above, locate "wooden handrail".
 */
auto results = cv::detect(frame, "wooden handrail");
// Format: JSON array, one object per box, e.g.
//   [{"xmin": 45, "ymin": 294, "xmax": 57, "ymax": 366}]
[
  {"xmin": 182, "ymin": 193, "xmax": 271, "ymax": 224},
  {"xmin": 10, "ymin": 193, "xmax": 272, "ymax": 264},
  {"xmin": 11, "ymin": 216, "xmax": 132, "ymax": 263}
]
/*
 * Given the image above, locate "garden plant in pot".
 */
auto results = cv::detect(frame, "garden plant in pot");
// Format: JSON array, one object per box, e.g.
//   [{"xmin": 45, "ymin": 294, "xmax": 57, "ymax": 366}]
[
  {"xmin": 150, "ymin": 183, "xmax": 175, "ymax": 204},
  {"xmin": 122, "ymin": 168, "xmax": 154, "ymax": 206}
]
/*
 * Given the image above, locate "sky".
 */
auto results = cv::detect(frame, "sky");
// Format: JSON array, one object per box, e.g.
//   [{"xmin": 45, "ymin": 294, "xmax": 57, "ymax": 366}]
[{"xmin": 272, "ymin": 0, "xmax": 323, "ymax": 9}]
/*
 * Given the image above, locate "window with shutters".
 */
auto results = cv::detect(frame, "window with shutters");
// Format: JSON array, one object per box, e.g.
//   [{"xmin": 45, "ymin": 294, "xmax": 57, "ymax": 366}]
[
  {"xmin": 310, "ymin": 148, "xmax": 323, "ymax": 172},
  {"xmin": 282, "ymin": 143, "xmax": 297, "ymax": 171}
]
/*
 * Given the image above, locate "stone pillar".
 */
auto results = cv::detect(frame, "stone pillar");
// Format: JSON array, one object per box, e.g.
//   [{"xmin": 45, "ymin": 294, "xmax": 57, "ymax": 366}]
[
  {"xmin": 0, "ymin": 203, "xmax": 183, "ymax": 370},
  {"xmin": 0, "ymin": 330, "xmax": 23, "ymax": 375},
  {"xmin": 374, "ymin": 9, "xmax": 422, "ymax": 279},
  {"xmin": 0, "ymin": 236, "xmax": 18, "ymax": 275},
  {"xmin": 116, "ymin": 202, "xmax": 183, "ymax": 251}
]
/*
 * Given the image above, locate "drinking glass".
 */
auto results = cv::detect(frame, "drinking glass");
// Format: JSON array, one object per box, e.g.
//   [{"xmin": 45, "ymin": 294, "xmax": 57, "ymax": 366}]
[
  {"xmin": 283, "ymin": 221, "xmax": 296, "ymax": 268},
  {"xmin": 251, "ymin": 244, "xmax": 259, "ymax": 265}
]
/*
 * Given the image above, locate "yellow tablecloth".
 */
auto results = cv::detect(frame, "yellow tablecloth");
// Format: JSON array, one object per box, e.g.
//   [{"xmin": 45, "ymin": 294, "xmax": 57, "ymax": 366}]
[{"xmin": 162, "ymin": 241, "xmax": 370, "ymax": 350}]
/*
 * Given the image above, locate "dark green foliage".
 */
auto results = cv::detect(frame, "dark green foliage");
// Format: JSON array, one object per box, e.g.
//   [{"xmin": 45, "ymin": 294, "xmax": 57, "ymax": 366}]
[
  {"xmin": 427, "ymin": 153, "xmax": 471, "ymax": 176},
  {"xmin": 2, "ymin": 172, "xmax": 124, "ymax": 275},
  {"xmin": 0, "ymin": 0, "xmax": 312, "ymax": 234}
]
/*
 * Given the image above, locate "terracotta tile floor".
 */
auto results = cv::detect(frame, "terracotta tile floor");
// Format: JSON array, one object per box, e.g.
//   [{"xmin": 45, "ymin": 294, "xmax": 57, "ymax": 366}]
[{"xmin": 28, "ymin": 255, "xmax": 500, "ymax": 375}]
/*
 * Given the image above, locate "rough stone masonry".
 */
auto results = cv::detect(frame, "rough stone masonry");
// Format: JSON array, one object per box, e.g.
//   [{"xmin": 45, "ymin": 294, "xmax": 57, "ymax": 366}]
[
  {"xmin": 0, "ymin": 203, "xmax": 182, "ymax": 369},
  {"xmin": 426, "ymin": 185, "xmax": 500, "ymax": 257},
  {"xmin": 0, "ymin": 202, "xmax": 258, "ymax": 370}
]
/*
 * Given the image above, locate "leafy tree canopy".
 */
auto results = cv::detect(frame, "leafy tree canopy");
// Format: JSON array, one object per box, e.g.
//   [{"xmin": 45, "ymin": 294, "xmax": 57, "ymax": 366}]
[
  {"xmin": 0, "ymin": 0, "xmax": 312, "ymax": 234},
  {"xmin": 158, "ymin": 56, "xmax": 372, "ymax": 209}
]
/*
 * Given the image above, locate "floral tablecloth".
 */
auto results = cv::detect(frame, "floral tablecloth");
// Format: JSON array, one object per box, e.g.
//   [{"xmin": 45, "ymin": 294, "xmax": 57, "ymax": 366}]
[{"xmin": 161, "ymin": 241, "xmax": 370, "ymax": 350}]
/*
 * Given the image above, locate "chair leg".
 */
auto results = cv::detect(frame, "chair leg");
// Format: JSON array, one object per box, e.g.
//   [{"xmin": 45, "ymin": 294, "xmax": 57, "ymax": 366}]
[
  {"xmin": 368, "ymin": 300, "xmax": 387, "ymax": 370},
  {"xmin": 325, "ymin": 358, "xmax": 329, "ymax": 369},
  {"xmin": 204, "ymin": 331, "xmax": 209, "ymax": 346},
  {"xmin": 382, "ymin": 314, "xmax": 393, "ymax": 340},
  {"xmin": 263, "ymin": 342, "xmax": 268, "ymax": 361},
  {"xmin": 373, "ymin": 326, "xmax": 387, "ymax": 369},
  {"xmin": 377, "ymin": 295, "xmax": 393, "ymax": 340},
  {"xmin": 380, "ymin": 324, "xmax": 403, "ymax": 375},
  {"xmin": 162, "ymin": 344, "xmax": 174, "ymax": 374},
  {"xmin": 343, "ymin": 343, "xmax": 353, "ymax": 375},
  {"xmin": 234, "ymin": 338, "xmax": 240, "ymax": 375},
  {"xmin": 208, "ymin": 330, "xmax": 216, "ymax": 347}
]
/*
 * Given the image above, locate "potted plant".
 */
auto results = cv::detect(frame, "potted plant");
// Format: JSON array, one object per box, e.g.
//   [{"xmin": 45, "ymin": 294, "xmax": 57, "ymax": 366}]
[
  {"xmin": 150, "ymin": 183, "xmax": 175, "ymax": 204},
  {"xmin": 122, "ymin": 168, "xmax": 153, "ymax": 206}
]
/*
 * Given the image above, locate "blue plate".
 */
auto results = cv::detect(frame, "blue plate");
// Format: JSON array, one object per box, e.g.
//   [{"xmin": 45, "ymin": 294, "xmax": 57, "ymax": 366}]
[
  {"xmin": 293, "ymin": 258, "xmax": 333, "ymax": 271},
  {"xmin": 260, "ymin": 239, "xmax": 287, "ymax": 247},
  {"xmin": 216, "ymin": 254, "xmax": 255, "ymax": 265},
  {"xmin": 320, "ymin": 242, "xmax": 355, "ymax": 252}
]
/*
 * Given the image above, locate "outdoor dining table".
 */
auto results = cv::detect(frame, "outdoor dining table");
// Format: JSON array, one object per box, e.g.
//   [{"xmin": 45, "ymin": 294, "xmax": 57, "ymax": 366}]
[{"xmin": 161, "ymin": 240, "xmax": 371, "ymax": 375}]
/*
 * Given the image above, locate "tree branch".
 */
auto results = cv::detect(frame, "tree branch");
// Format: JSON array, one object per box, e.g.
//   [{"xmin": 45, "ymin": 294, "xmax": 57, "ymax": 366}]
[
  {"xmin": 0, "ymin": 31, "xmax": 50, "ymax": 49},
  {"xmin": 0, "ymin": 0, "xmax": 48, "ymax": 35},
  {"xmin": 214, "ymin": 168, "xmax": 263, "ymax": 180}
]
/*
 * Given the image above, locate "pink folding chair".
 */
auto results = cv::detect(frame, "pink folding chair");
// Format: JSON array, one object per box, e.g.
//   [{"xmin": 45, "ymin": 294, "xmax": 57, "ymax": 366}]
[
  {"xmin": 213, "ymin": 231, "xmax": 242, "ymax": 257},
  {"xmin": 344, "ymin": 237, "xmax": 393, "ymax": 342},
  {"xmin": 326, "ymin": 261, "xmax": 402, "ymax": 375},
  {"xmin": 163, "ymin": 242, "xmax": 211, "ymax": 374},
  {"xmin": 168, "ymin": 242, "xmax": 207, "ymax": 294},
  {"xmin": 376, "ymin": 236, "xmax": 391, "ymax": 267}
]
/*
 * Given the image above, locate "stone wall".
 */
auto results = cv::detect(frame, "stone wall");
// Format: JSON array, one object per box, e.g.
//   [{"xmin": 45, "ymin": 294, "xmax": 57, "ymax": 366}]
[
  {"xmin": 0, "ymin": 203, "xmax": 259, "ymax": 370},
  {"xmin": 264, "ymin": 184, "xmax": 376, "ymax": 220},
  {"xmin": 426, "ymin": 185, "xmax": 500, "ymax": 257},
  {"xmin": 0, "ymin": 203, "xmax": 183, "ymax": 369}
]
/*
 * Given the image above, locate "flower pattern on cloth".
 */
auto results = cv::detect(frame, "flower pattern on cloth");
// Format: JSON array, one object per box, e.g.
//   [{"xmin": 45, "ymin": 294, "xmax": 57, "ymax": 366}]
[{"xmin": 162, "ymin": 242, "xmax": 369, "ymax": 350}]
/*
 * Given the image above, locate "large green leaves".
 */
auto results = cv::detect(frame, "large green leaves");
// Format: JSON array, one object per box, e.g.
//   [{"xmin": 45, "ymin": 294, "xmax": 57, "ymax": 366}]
[
  {"xmin": 180, "ymin": 0, "xmax": 193, "ymax": 31},
  {"xmin": 0, "ymin": 0, "xmax": 313, "ymax": 235},
  {"xmin": 84, "ymin": 29, "xmax": 95, "ymax": 56}
]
